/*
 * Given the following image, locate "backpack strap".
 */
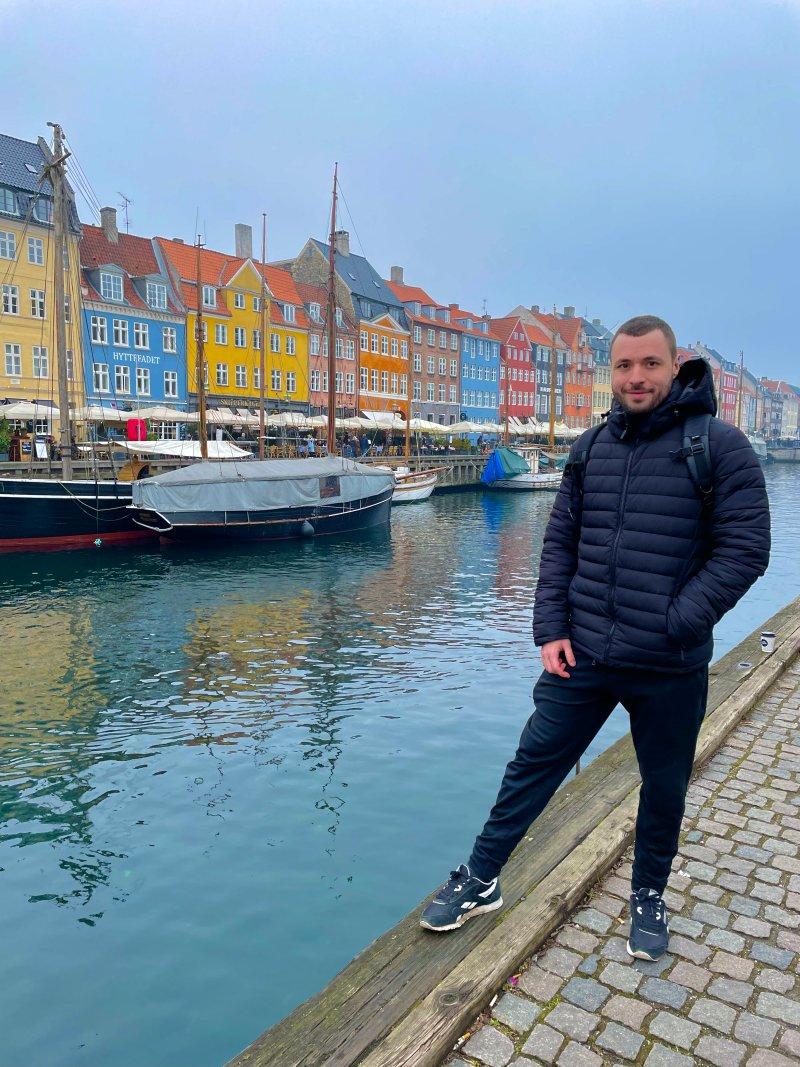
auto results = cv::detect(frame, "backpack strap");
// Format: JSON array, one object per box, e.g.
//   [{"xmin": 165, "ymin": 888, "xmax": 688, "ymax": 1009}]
[
  {"xmin": 676, "ymin": 412, "xmax": 714, "ymax": 511},
  {"xmin": 565, "ymin": 422, "xmax": 605, "ymax": 523}
]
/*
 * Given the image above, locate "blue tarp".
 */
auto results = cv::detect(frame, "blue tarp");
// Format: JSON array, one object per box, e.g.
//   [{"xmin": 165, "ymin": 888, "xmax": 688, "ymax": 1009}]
[{"xmin": 481, "ymin": 446, "xmax": 530, "ymax": 484}]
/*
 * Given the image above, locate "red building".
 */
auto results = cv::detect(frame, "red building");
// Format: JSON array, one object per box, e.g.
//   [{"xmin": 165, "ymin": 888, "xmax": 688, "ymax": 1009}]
[
  {"xmin": 490, "ymin": 315, "xmax": 535, "ymax": 424},
  {"xmin": 295, "ymin": 281, "xmax": 359, "ymax": 415}
]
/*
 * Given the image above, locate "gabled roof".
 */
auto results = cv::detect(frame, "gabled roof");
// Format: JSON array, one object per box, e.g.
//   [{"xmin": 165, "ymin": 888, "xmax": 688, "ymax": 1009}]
[
  {"xmin": 489, "ymin": 315, "xmax": 528, "ymax": 345},
  {"xmin": 535, "ymin": 312, "xmax": 582, "ymax": 349},
  {"xmin": 0, "ymin": 133, "xmax": 51, "ymax": 194},
  {"xmin": 451, "ymin": 307, "xmax": 501, "ymax": 341},
  {"xmin": 294, "ymin": 280, "xmax": 356, "ymax": 333},
  {"xmin": 385, "ymin": 279, "xmax": 436, "ymax": 306},
  {"xmin": 81, "ymin": 225, "xmax": 181, "ymax": 314},
  {"xmin": 310, "ymin": 238, "xmax": 404, "ymax": 313},
  {"xmin": 524, "ymin": 322, "xmax": 555, "ymax": 348}
]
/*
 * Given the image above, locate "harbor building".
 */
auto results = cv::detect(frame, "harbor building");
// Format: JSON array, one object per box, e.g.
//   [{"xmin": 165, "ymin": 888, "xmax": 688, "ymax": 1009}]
[
  {"xmin": 490, "ymin": 314, "xmax": 536, "ymax": 424},
  {"xmin": 295, "ymin": 280, "xmax": 359, "ymax": 416},
  {"xmin": 452, "ymin": 306, "xmax": 500, "ymax": 427}
]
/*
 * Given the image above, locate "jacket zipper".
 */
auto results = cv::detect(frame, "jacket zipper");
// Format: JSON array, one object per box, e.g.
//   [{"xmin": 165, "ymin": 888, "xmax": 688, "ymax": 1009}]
[{"xmin": 603, "ymin": 439, "xmax": 637, "ymax": 661}]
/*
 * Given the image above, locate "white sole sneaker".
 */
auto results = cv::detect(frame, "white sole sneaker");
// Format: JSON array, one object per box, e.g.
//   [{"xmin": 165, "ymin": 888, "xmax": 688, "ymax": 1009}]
[{"xmin": 420, "ymin": 896, "xmax": 503, "ymax": 933}]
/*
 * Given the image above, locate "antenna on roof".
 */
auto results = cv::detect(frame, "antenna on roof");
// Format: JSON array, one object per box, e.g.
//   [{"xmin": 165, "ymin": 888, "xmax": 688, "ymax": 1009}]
[
  {"xmin": 482, "ymin": 297, "xmax": 488, "ymax": 317},
  {"xmin": 117, "ymin": 191, "xmax": 133, "ymax": 232}
]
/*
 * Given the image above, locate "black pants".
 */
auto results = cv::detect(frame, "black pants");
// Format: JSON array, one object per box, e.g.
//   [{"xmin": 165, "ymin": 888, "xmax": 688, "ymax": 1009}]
[{"xmin": 468, "ymin": 652, "xmax": 708, "ymax": 894}]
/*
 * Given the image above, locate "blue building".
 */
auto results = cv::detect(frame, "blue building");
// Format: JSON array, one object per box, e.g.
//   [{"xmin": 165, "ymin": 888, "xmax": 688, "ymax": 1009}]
[
  {"xmin": 453, "ymin": 308, "xmax": 500, "ymax": 428},
  {"xmin": 80, "ymin": 208, "xmax": 186, "ymax": 432}
]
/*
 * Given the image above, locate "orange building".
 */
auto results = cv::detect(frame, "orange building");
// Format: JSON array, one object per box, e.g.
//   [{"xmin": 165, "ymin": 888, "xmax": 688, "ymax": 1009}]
[
  {"xmin": 535, "ymin": 310, "xmax": 594, "ymax": 429},
  {"xmin": 357, "ymin": 312, "xmax": 410, "ymax": 417}
]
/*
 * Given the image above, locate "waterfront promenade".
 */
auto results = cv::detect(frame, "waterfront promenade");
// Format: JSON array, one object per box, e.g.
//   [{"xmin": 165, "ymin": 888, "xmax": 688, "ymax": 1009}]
[{"xmin": 446, "ymin": 659, "xmax": 800, "ymax": 1067}]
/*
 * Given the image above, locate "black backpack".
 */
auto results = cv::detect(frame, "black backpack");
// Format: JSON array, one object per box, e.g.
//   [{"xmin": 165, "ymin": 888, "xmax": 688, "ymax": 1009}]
[{"xmin": 564, "ymin": 413, "xmax": 714, "ymax": 524}]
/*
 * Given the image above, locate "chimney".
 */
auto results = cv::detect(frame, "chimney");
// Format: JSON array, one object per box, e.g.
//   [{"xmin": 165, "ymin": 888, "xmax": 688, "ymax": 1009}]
[
  {"xmin": 235, "ymin": 223, "xmax": 253, "ymax": 259},
  {"xmin": 333, "ymin": 230, "xmax": 350, "ymax": 256},
  {"xmin": 592, "ymin": 318, "xmax": 601, "ymax": 327},
  {"xmin": 449, "ymin": 302, "xmax": 459, "ymax": 311},
  {"xmin": 390, "ymin": 265, "xmax": 404, "ymax": 284},
  {"xmin": 531, "ymin": 304, "xmax": 540, "ymax": 314},
  {"xmin": 100, "ymin": 206, "xmax": 119, "ymax": 244},
  {"xmin": 172, "ymin": 237, "xmax": 184, "ymax": 243},
  {"xmin": 563, "ymin": 305, "xmax": 575, "ymax": 318}
]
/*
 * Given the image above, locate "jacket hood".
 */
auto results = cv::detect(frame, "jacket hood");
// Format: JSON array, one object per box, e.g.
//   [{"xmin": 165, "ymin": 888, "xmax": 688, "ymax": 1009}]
[{"xmin": 607, "ymin": 358, "xmax": 717, "ymax": 440}]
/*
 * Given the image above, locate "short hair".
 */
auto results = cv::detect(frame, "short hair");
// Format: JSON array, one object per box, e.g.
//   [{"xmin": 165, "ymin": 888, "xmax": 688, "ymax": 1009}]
[{"xmin": 611, "ymin": 315, "xmax": 677, "ymax": 362}]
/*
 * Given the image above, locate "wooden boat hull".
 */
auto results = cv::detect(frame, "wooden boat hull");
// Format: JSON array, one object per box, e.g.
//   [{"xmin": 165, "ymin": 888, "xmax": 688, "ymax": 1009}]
[
  {"xmin": 0, "ymin": 477, "xmax": 153, "ymax": 551},
  {"xmin": 488, "ymin": 473, "xmax": 562, "ymax": 492},
  {"xmin": 133, "ymin": 486, "xmax": 393, "ymax": 542},
  {"xmin": 391, "ymin": 468, "xmax": 440, "ymax": 504}
]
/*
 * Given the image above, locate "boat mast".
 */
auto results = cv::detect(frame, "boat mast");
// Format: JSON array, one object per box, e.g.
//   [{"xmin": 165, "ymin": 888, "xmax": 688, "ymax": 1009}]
[
  {"xmin": 47, "ymin": 122, "xmax": 72, "ymax": 480},
  {"xmin": 503, "ymin": 338, "xmax": 510, "ymax": 446},
  {"xmin": 259, "ymin": 213, "xmax": 268, "ymax": 460},
  {"xmin": 194, "ymin": 236, "xmax": 208, "ymax": 460},
  {"xmin": 736, "ymin": 349, "xmax": 744, "ymax": 431},
  {"xmin": 548, "ymin": 306, "xmax": 557, "ymax": 451},
  {"xmin": 326, "ymin": 164, "xmax": 338, "ymax": 456}
]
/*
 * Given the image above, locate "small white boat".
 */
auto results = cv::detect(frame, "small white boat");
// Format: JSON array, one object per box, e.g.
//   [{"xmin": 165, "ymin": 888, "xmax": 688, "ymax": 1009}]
[
  {"xmin": 376, "ymin": 465, "xmax": 442, "ymax": 503},
  {"xmin": 492, "ymin": 470, "xmax": 563, "ymax": 491},
  {"xmin": 482, "ymin": 445, "xmax": 562, "ymax": 492}
]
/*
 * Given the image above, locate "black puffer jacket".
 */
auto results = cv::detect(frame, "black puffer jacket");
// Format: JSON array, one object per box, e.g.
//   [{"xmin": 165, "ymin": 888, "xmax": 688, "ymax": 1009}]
[{"xmin": 533, "ymin": 359, "xmax": 771, "ymax": 671}]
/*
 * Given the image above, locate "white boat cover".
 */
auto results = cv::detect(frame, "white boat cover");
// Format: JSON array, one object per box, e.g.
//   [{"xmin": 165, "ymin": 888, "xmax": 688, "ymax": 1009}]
[
  {"xmin": 131, "ymin": 456, "xmax": 394, "ymax": 515},
  {"xmin": 116, "ymin": 440, "xmax": 251, "ymax": 459}
]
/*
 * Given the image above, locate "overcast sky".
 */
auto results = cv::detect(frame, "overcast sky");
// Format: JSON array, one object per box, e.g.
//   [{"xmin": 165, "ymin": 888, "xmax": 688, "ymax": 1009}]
[{"xmin": 4, "ymin": 0, "xmax": 798, "ymax": 378}]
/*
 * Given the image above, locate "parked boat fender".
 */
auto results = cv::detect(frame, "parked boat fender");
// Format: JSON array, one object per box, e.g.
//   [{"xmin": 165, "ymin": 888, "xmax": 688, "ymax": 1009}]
[{"xmin": 300, "ymin": 520, "xmax": 315, "ymax": 538}]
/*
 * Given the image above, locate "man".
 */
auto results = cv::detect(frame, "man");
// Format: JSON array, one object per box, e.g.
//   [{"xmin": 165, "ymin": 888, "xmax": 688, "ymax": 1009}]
[{"xmin": 421, "ymin": 315, "xmax": 770, "ymax": 961}]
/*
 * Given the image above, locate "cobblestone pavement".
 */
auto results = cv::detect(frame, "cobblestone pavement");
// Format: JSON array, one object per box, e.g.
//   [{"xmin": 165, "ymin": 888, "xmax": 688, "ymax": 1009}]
[{"xmin": 444, "ymin": 660, "xmax": 800, "ymax": 1067}]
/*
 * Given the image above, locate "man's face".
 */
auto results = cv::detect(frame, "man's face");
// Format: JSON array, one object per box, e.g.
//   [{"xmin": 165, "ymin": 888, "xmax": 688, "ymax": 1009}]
[{"xmin": 610, "ymin": 329, "xmax": 678, "ymax": 414}]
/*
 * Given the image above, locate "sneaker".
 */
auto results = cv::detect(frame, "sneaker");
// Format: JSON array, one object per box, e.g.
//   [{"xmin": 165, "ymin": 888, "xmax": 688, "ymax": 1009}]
[
  {"xmin": 627, "ymin": 887, "xmax": 669, "ymax": 960},
  {"xmin": 420, "ymin": 863, "xmax": 503, "ymax": 932}
]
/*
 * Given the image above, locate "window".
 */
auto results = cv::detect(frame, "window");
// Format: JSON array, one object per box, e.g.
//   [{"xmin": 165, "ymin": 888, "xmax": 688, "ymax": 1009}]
[
  {"xmin": 30, "ymin": 345, "xmax": 49, "ymax": 380},
  {"xmin": 450, "ymin": 359, "xmax": 458, "ymax": 377},
  {"xmin": 164, "ymin": 371, "xmax": 178, "ymax": 397},
  {"xmin": 310, "ymin": 333, "xmax": 320, "ymax": 356},
  {"xmin": 253, "ymin": 295, "xmax": 261, "ymax": 312},
  {"xmin": 253, "ymin": 329, "xmax": 261, "ymax": 351},
  {"xmin": 438, "ymin": 384, "xmax": 446, "ymax": 402},
  {"xmin": 371, "ymin": 369, "xmax": 378, "ymax": 391},
  {"xmin": 163, "ymin": 326, "xmax": 177, "ymax": 353},
  {"xmin": 136, "ymin": 367, "xmax": 150, "ymax": 395},
  {"xmin": 360, "ymin": 367, "xmax": 368, "ymax": 389},
  {"xmin": 32, "ymin": 199, "xmax": 51, "ymax": 223},
  {"xmin": 427, "ymin": 383, "xmax": 435, "ymax": 401},
  {"xmin": 64, "ymin": 293, "xmax": 71, "ymax": 323},
  {"xmin": 93, "ymin": 362, "xmax": 110, "ymax": 392},
  {"xmin": 253, "ymin": 367, "xmax": 261, "ymax": 389},
  {"xmin": 322, "ymin": 371, "xmax": 329, "ymax": 392},
  {"xmin": 215, "ymin": 323, "xmax": 228, "ymax": 345},
  {"xmin": 346, "ymin": 372, "xmax": 355, "ymax": 393},
  {"xmin": 413, "ymin": 381, "xmax": 421, "ymax": 400},
  {"xmin": 381, "ymin": 371, "xmax": 388, "ymax": 393},
  {"xmin": 450, "ymin": 334, "xmax": 458, "ymax": 351},
  {"xmin": 391, "ymin": 338, "xmax": 398, "ymax": 357},
  {"xmin": 427, "ymin": 328, "xmax": 435, "ymax": 345},
  {"xmin": 439, "ymin": 331, "xmax": 447, "ymax": 349},
  {"xmin": 235, "ymin": 364, "xmax": 247, "ymax": 388},
  {"xmin": 0, "ymin": 189, "xmax": 18, "ymax": 214},
  {"xmin": 286, "ymin": 372, "xmax": 296, "ymax": 393},
  {"xmin": 271, "ymin": 368, "xmax": 281, "ymax": 391},
  {"xmin": 233, "ymin": 291, "xmax": 245, "ymax": 309},
  {"xmin": 113, "ymin": 318, "xmax": 129, "ymax": 346},
  {"xmin": 0, "ymin": 230, "xmax": 16, "ymax": 259},
  {"xmin": 147, "ymin": 282, "xmax": 167, "ymax": 310},
  {"xmin": 335, "ymin": 337, "xmax": 343, "ymax": 358},
  {"xmin": 310, "ymin": 302, "xmax": 322, "ymax": 322},
  {"xmin": 286, "ymin": 335, "xmax": 296, "ymax": 356},
  {"xmin": 216, "ymin": 363, "xmax": 228, "ymax": 386},
  {"xmin": 360, "ymin": 330, "xmax": 368, "ymax": 351},
  {"xmin": 335, "ymin": 308, "xmax": 344, "ymax": 327},
  {"xmin": 311, "ymin": 369, "xmax": 321, "ymax": 391},
  {"xmin": 30, "ymin": 289, "xmax": 45, "ymax": 318},
  {"xmin": 100, "ymin": 272, "xmax": 123, "ymax": 302},
  {"xmin": 371, "ymin": 333, "xmax": 378, "ymax": 353},
  {"xmin": 449, "ymin": 385, "xmax": 456, "ymax": 403},
  {"xmin": 381, "ymin": 335, "xmax": 388, "ymax": 355},
  {"xmin": 27, "ymin": 236, "xmax": 43, "ymax": 264},
  {"xmin": 4, "ymin": 343, "xmax": 21, "ymax": 376},
  {"xmin": 414, "ymin": 325, "xmax": 422, "ymax": 343},
  {"xmin": 400, "ymin": 375, "xmax": 407, "ymax": 396},
  {"xmin": 234, "ymin": 326, "xmax": 246, "ymax": 348},
  {"xmin": 438, "ymin": 357, "xmax": 446, "ymax": 375},
  {"xmin": 427, "ymin": 355, "xmax": 435, "ymax": 374},
  {"xmin": 335, "ymin": 371, "xmax": 344, "ymax": 392},
  {"xmin": 401, "ymin": 340, "xmax": 408, "ymax": 358},
  {"xmin": 391, "ymin": 373, "xmax": 398, "ymax": 394},
  {"xmin": 283, "ymin": 304, "xmax": 296, "ymax": 323},
  {"xmin": 345, "ymin": 339, "xmax": 355, "ymax": 359},
  {"xmin": 2, "ymin": 284, "xmax": 19, "ymax": 315},
  {"xmin": 90, "ymin": 315, "xmax": 108, "ymax": 343},
  {"xmin": 270, "ymin": 332, "xmax": 280, "ymax": 353},
  {"xmin": 202, "ymin": 285, "xmax": 216, "ymax": 308},
  {"xmin": 134, "ymin": 322, "xmax": 149, "ymax": 349},
  {"xmin": 115, "ymin": 364, "xmax": 131, "ymax": 393}
]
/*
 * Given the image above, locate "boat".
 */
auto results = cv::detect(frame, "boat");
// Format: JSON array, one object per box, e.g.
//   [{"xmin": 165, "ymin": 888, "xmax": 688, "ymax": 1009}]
[
  {"xmin": 131, "ymin": 455, "xmax": 393, "ymax": 540},
  {"xmin": 387, "ymin": 465, "xmax": 441, "ymax": 503},
  {"xmin": 130, "ymin": 164, "xmax": 394, "ymax": 543},
  {"xmin": 0, "ymin": 124, "xmax": 157, "ymax": 552},
  {"xmin": 481, "ymin": 445, "xmax": 562, "ymax": 492}
]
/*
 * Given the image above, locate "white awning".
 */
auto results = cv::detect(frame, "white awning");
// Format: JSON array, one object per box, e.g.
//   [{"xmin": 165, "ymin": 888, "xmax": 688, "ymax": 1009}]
[{"xmin": 113, "ymin": 440, "xmax": 251, "ymax": 459}]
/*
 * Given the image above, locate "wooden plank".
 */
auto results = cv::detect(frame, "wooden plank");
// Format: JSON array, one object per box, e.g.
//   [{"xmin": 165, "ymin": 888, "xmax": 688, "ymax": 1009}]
[{"xmin": 226, "ymin": 597, "xmax": 800, "ymax": 1067}]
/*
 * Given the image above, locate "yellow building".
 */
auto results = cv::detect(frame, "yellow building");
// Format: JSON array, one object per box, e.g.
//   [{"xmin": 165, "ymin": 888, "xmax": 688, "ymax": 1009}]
[
  {"xmin": 0, "ymin": 133, "xmax": 85, "ymax": 426},
  {"xmin": 592, "ymin": 362, "xmax": 612, "ymax": 425},
  {"xmin": 157, "ymin": 230, "xmax": 309, "ymax": 410}
]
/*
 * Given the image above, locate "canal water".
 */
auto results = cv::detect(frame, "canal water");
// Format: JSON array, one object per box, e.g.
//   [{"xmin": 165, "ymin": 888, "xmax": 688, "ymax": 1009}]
[{"xmin": 0, "ymin": 466, "xmax": 796, "ymax": 1067}]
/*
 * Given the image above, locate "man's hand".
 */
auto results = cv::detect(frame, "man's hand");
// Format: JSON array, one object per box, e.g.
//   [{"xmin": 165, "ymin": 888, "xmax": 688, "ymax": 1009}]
[{"xmin": 541, "ymin": 639, "xmax": 576, "ymax": 678}]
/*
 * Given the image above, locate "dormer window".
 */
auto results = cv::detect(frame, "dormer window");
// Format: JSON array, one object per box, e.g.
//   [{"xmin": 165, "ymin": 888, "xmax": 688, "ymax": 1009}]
[
  {"xmin": 481, "ymin": 321, "xmax": 488, "ymax": 334},
  {"xmin": 0, "ymin": 188, "xmax": 18, "ymax": 215},
  {"xmin": 442, "ymin": 309, "xmax": 450, "ymax": 323},
  {"xmin": 413, "ymin": 302, "xmax": 422, "ymax": 315},
  {"xmin": 335, "ymin": 307, "xmax": 344, "ymax": 327},
  {"xmin": 283, "ymin": 303, "xmax": 296, "ymax": 323},
  {"xmin": 32, "ymin": 199, "xmax": 52, "ymax": 223},
  {"xmin": 202, "ymin": 284, "xmax": 216, "ymax": 308},
  {"xmin": 146, "ymin": 282, "xmax": 167, "ymax": 310},
  {"xmin": 309, "ymin": 302, "xmax": 322, "ymax": 322},
  {"xmin": 100, "ymin": 271, "xmax": 123, "ymax": 302}
]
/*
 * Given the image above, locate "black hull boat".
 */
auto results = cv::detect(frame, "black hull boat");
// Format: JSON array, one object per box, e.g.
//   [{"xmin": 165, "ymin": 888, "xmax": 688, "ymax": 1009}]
[
  {"xmin": 130, "ymin": 456, "xmax": 394, "ymax": 544},
  {"xmin": 0, "ymin": 477, "xmax": 152, "ymax": 552}
]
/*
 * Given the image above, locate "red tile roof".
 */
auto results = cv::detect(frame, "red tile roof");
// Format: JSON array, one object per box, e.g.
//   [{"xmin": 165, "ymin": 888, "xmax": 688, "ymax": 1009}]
[
  {"xmin": 535, "ymin": 313, "xmax": 582, "ymax": 349},
  {"xmin": 385, "ymin": 279, "xmax": 436, "ymax": 306},
  {"xmin": 81, "ymin": 225, "xmax": 181, "ymax": 314},
  {"xmin": 524, "ymin": 322, "xmax": 555, "ymax": 348},
  {"xmin": 451, "ymin": 308, "xmax": 502, "ymax": 341},
  {"xmin": 490, "ymin": 316, "xmax": 528, "ymax": 345}
]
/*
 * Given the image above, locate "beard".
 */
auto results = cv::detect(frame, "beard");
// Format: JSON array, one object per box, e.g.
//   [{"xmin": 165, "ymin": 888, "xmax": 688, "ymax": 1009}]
[{"xmin": 613, "ymin": 383, "xmax": 671, "ymax": 415}]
